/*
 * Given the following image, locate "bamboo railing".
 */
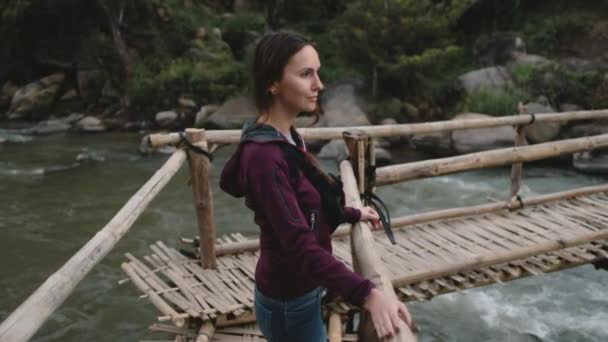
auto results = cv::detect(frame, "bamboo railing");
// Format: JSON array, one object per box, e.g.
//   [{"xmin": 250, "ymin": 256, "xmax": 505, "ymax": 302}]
[
  {"xmin": 3, "ymin": 108, "xmax": 608, "ymax": 341},
  {"xmin": 147, "ymin": 109, "xmax": 608, "ymax": 145},
  {"xmin": 0, "ymin": 150, "xmax": 188, "ymax": 341}
]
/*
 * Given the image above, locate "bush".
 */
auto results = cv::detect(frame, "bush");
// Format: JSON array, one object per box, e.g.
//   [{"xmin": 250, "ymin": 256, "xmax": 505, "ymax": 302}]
[
  {"xmin": 129, "ymin": 41, "xmax": 246, "ymax": 116},
  {"xmin": 511, "ymin": 62, "xmax": 604, "ymax": 109},
  {"xmin": 222, "ymin": 11, "xmax": 266, "ymax": 60},
  {"xmin": 464, "ymin": 89, "xmax": 524, "ymax": 116}
]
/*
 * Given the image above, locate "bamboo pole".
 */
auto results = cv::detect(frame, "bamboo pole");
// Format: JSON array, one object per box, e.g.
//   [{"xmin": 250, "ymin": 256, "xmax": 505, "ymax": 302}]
[
  {"xmin": 146, "ymin": 110, "xmax": 608, "ymax": 146},
  {"xmin": 0, "ymin": 150, "xmax": 187, "ymax": 342},
  {"xmin": 185, "ymin": 128, "xmax": 217, "ymax": 269},
  {"xmin": 340, "ymin": 160, "xmax": 416, "ymax": 342},
  {"xmin": 376, "ymin": 133, "xmax": 608, "ymax": 186},
  {"xmin": 122, "ymin": 262, "xmax": 185, "ymax": 327},
  {"xmin": 510, "ymin": 103, "xmax": 528, "ymax": 198}
]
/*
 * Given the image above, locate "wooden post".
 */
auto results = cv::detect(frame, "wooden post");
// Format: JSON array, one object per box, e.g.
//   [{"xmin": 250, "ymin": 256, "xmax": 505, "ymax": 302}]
[
  {"xmin": 342, "ymin": 130, "xmax": 416, "ymax": 342},
  {"xmin": 510, "ymin": 103, "xmax": 528, "ymax": 198},
  {"xmin": 185, "ymin": 128, "xmax": 217, "ymax": 269},
  {"xmin": 195, "ymin": 321, "xmax": 216, "ymax": 342},
  {"xmin": 343, "ymin": 130, "xmax": 375, "ymax": 198},
  {"xmin": 328, "ymin": 313, "xmax": 342, "ymax": 342}
]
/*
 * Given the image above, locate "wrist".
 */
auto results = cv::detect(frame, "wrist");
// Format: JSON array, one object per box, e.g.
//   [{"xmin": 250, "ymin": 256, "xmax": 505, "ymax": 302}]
[{"xmin": 363, "ymin": 288, "xmax": 379, "ymax": 309}]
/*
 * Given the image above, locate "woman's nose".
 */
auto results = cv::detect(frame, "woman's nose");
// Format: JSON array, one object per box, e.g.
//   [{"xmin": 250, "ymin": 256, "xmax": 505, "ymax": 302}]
[{"xmin": 313, "ymin": 73, "xmax": 324, "ymax": 91}]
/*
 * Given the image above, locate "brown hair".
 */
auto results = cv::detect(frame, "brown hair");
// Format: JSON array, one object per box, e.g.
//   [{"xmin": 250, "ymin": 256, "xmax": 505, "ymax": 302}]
[{"xmin": 252, "ymin": 31, "xmax": 321, "ymax": 125}]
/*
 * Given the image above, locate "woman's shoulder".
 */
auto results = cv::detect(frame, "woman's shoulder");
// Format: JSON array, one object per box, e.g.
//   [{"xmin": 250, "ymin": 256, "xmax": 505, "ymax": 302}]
[{"xmin": 240, "ymin": 141, "xmax": 289, "ymax": 169}]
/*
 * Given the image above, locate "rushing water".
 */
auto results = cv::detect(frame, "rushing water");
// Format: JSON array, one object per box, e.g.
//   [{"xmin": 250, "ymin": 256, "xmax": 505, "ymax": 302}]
[{"xmin": 1, "ymin": 132, "xmax": 607, "ymax": 342}]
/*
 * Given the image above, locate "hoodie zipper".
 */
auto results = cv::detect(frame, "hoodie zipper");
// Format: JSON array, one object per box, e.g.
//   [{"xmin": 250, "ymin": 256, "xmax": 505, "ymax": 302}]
[{"xmin": 310, "ymin": 212, "xmax": 316, "ymax": 232}]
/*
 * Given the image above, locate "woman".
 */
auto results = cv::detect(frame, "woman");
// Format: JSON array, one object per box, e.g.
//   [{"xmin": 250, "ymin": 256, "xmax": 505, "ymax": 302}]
[{"xmin": 220, "ymin": 31, "xmax": 412, "ymax": 341}]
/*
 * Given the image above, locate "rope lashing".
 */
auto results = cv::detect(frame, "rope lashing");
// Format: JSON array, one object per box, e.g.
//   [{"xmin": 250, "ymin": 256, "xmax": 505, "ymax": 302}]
[{"xmin": 178, "ymin": 132, "xmax": 214, "ymax": 161}]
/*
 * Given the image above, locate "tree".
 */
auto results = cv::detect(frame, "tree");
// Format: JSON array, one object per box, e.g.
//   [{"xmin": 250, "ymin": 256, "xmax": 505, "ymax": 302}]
[{"xmin": 331, "ymin": 0, "xmax": 478, "ymax": 98}]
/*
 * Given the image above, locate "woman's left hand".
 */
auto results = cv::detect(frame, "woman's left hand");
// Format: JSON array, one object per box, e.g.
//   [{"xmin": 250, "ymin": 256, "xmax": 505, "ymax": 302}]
[{"xmin": 360, "ymin": 206, "xmax": 381, "ymax": 230}]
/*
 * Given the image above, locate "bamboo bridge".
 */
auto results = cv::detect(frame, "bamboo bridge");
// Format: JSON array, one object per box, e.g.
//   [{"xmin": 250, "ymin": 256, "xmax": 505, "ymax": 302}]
[{"xmin": 3, "ymin": 108, "xmax": 608, "ymax": 342}]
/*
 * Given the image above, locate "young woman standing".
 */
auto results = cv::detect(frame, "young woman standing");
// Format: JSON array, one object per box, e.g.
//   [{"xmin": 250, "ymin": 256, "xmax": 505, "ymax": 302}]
[{"xmin": 220, "ymin": 31, "xmax": 412, "ymax": 342}]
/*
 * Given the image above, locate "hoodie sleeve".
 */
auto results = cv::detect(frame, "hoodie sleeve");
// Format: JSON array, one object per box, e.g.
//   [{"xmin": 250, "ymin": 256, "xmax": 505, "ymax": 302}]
[
  {"xmin": 244, "ymin": 145, "xmax": 374, "ymax": 306},
  {"xmin": 343, "ymin": 207, "xmax": 361, "ymax": 224}
]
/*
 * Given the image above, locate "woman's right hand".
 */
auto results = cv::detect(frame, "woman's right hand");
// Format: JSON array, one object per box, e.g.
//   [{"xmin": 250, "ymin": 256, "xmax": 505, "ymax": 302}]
[
  {"xmin": 359, "ymin": 206, "xmax": 381, "ymax": 230},
  {"xmin": 363, "ymin": 288, "xmax": 413, "ymax": 340}
]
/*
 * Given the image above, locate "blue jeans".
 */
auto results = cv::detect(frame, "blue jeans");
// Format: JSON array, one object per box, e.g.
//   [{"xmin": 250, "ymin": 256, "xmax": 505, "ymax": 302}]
[{"xmin": 254, "ymin": 287, "xmax": 328, "ymax": 342}]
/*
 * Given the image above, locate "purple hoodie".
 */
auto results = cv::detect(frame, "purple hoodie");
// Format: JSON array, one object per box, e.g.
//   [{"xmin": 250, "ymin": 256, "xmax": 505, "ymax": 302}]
[{"xmin": 220, "ymin": 123, "xmax": 374, "ymax": 306}]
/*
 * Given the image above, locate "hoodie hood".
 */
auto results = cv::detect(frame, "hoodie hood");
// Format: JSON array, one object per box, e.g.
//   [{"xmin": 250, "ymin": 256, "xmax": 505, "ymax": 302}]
[{"xmin": 219, "ymin": 120, "xmax": 304, "ymax": 198}]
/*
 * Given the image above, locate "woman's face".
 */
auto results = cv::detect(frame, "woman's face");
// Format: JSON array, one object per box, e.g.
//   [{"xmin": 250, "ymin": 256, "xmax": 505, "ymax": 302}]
[{"xmin": 272, "ymin": 45, "xmax": 324, "ymax": 114}]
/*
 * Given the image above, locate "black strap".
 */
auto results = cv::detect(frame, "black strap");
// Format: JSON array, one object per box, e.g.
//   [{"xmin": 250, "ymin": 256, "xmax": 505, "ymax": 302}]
[
  {"xmin": 527, "ymin": 113, "xmax": 536, "ymax": 125},
  {"xmin": 363, "ymin": 192, "xmax": 396, "ymax": 245},
  {"xmin": 179, "ymin": 132, "xmax": 214, "ymax": 161}
]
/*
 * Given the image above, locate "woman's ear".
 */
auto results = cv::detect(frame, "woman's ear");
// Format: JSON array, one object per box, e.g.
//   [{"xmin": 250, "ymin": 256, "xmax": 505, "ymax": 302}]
[{"xmin": 269, "ymin": 82, "xmax": 279, "ymax": 95}]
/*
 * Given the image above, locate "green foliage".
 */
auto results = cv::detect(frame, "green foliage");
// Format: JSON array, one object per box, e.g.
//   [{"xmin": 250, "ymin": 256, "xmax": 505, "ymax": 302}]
[
  {"xmin": 511, "ymin": 62, "xmax": 605, "ymax": 109},
  {"xmin": 523, "ymin": 12, "xmax": 598, "ymax": 55},
  {"xmin": 329, "ymin": 0, "xmax": 477, "ymax": 100},
  {"xmin": 464, "ymin": 89, "xmax": 523, "ymax": 116},
  {"xmin": 368, "ymin": 97, "xmax": 403, "ymax": 124},
  {"xmin": 222, "ymin": 11, "xmax": 266, "ymax": 59},
  {"xmin": 0, "ymin": 0, "xmax": 31, "ymax": 22},
  {"xmin": 129, "ymin": 35, "xmax": 246, "ymax": 116}
]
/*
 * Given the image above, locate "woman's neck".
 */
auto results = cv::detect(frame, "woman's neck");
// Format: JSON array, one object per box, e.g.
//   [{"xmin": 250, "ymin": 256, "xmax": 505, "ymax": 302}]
[{"xmin": 258, "ymin": 102, "xmax": 297, "ymax": 136}]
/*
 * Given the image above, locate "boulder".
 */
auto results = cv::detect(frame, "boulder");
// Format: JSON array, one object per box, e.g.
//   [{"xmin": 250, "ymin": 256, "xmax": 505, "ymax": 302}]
[
  {"xmin": 317, "ymin": 139, "xmax": 391, "ymax": 164},
  {"xmin": 318, "ymin": 83, "xmax": 370, "ymax": 127},
  {"xmin": 410, "ymin": 131, "xmax": 452, "ymax": 155},
  {"xmin": 560, "ymin": 103, "xmax": 582, "ymax": 113},
  {"xmin": 374, "ymin": 147, "xmax": 393, "ymax": 165},
  {"xmin": 155, "ymin": 110, "xmax": 179, "ymax": 127},
  {"xmin": 61, "ymin": 112, "xmax": 85, "ymax": 125},
  {"xmin": 402, "ymin": 102, "xmax": 420, "ymax": 122},
  {"xmin": 8, "ymin": 73, "xmax": 65, "ymax": 119},
  {"xmin": 194, "ymin": 104, "xmax": 220, "ymax": 127},
  {"xmin": 76, "ymin": 116, "xmax": 106, "ymax": 132},
  {"xmin": 560, "ymin": 121, "xmax": 608, "ymax": 139},
  {"xmin": 523, "ymin": 102, "xmax": 560, "ymax": 143},
  {"xmin": 318, "ymin": 140, "xmax": 348, "ymax": 161},
  {"xmin": 1, "ymin": 81, "xmax": 19, "ymax": 108},
  {"xmin": 380, "ymin": 118, "xmax": 408, "ymax": 147},
  {"xmin": 451, "ymin": 113, "xmax": 516, "ymax": 154},
  {"xmin": 573, "ymin": 151, "xmax": 608, "ymax": 174},
  {"xmin": 204, "ymin": 96, "xmax": 256, "ymax": 129},
  {"xmin": 178, "ymin": 96, "xmax": 197, "ymax": 109},
  {"xmin": 458, "ymin": 67, "xmax": 513, "ymax": 94},
  {"xmin": 473, "ymin": 32, "xmax": 525, "ymax": 66},
  {"xmin": 30, "ymin": 120, "xmax": 71, "ymax": 135}
]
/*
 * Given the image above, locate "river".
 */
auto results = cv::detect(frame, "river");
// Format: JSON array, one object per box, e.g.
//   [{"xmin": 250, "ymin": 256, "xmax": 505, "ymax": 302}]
[{"xmin": 1, "ymin": 132, "xmax": 607, "ymax": 341}]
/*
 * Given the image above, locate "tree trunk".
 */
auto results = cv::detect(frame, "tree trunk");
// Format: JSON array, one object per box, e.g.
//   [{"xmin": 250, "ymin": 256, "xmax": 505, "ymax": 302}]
[{"xmin": 97, "ymin": 0, "xmax": 131, "ymax": 106}]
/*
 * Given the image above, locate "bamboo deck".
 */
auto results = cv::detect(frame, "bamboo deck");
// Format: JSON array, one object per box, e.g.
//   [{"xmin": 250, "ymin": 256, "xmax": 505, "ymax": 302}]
[{"xmin": 123, "ymin": 190, "xmax": 608, "ymax": 341}]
